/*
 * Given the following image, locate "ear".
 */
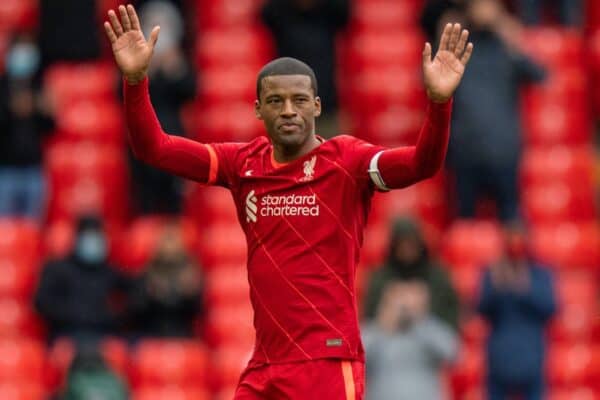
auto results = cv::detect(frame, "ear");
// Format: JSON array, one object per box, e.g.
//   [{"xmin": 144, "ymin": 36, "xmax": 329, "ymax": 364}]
[
  {"xmin": 254, "ymin": 99, "xmax": 263, "ymax": 120},
  {"xmin": 314, "ymin": 96, "xmax": 322, "ymax": 118}
]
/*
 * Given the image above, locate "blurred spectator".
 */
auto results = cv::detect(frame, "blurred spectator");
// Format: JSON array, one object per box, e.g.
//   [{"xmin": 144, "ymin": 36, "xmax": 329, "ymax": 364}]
[
  {"xmin": 38, "ymin": 0, "xmax": 101, "ymax": 69},
  {"xmin": 421, "ymin": 0, "xmax": 467, "ymax": 43},
  {"xmin": 61, "ymin": 342, "xmax": 128, "ymax": 400},
  {"xmin": 362, "ymin": 280, "xmax": 458, "ymax": 400},
  {"xmin": 129, "ymin": 221, "xmax": 202, "ymax": 338},
  {"xmin": 442, "ymin": 0, "xmax": 545, "ymax": 222},
  {"xmin": 35, "ymin": 215, "xmax": 131, "ymax": 343},
  {"xmin": 517, "ymin": 0, "xmax": 581, "ymax": 26},
  {"xmin": 478, "ymin": 223, "xmax": 556, "ymax": 400},
  {"xmin": 127, "ymin": 0, "xmax": 196, "ymax": 215},
  {"xmin": 261, "ymin": 0, "xmax": 350, "ymax": 138},
  {"xmin": 0, "ymin": 33, "xmax": 54, "ymax": 221},
  {"xmin": 364, "ymin": 217, "xmax": 460, "ymax": 331}
]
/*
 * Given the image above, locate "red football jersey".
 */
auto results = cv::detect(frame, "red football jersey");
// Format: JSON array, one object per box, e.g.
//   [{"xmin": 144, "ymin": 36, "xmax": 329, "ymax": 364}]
[{"xmin": 207, "ymin": 135, "xmax": 385, "ymax": 367}]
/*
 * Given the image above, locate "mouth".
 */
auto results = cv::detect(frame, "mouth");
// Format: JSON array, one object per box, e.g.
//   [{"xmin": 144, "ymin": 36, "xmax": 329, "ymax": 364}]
[{"xmin": 278, "ymin": 122, "xmax": 301, "ymax": 133}]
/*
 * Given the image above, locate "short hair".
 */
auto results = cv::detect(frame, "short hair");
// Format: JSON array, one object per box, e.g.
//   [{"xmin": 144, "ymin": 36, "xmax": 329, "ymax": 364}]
[{"xmin": 256, "ymin": 57, "xmax": 318, "ymax": 100}]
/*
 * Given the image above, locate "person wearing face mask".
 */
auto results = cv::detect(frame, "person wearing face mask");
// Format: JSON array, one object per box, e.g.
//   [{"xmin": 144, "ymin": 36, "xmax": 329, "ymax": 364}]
[
  {"xmin": 128, "ymin": 220, "xmax": 202, "ymax": 338},
  {"xmin": 34, "ymin": 215, "xmax": 132, "ymax": 343},
  {"xmin": 0, "ymin": 33, "xmax": 55, "ymax": 221},
  {"xmin": 364, "ymin": 217, "xmax": 460, "ymax": 331},
  {"xmin": 124, "ymin": 0, "xmax": 196, "ymax": 216},
  {"xmin": 477, "ymin": 222, "xmax": 556, "ymax": 400},
  {"xmin": 433, "ymin": 0, "xmax": 546, "ymax": 223}
]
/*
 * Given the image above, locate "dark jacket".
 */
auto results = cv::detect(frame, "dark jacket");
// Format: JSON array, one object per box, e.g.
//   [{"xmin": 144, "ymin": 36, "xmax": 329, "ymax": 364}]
[
  {"xmin": 34, "ymin": 255, "xmax": 130, "ymax": 341},
  {"xmin": 478, "ymin": 264, "xmax": 556, "ymax": 385},
  {"xmin": 448, "ymin": 29, "xmax": 545, "ymax": 167},
  {"xmin": 261, "ymin": 0, "xmax": 350, "ymax": 113},
  {"xmin": 0, "ymin": 77, "xmax": 54, "ymax": 167},
  {"xmin": 364, "ymin": 218, "xmax": 460, "ymax": 331}
]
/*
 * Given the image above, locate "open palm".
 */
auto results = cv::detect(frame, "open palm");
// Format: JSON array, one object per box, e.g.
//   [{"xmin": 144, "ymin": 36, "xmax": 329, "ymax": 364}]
[
  {"xmin": 104, "ymin": 5, "xmax": 160, "ymax": 83},
  {"xmin": 423, "ymin": 23, "xmax": 473, "ymax": 103}
]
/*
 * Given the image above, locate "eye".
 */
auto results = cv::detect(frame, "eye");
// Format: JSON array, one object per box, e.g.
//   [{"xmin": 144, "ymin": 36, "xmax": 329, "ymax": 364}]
[{"xmin": 267, "ymin": 98, "xmax": 282, "ymax": 104}]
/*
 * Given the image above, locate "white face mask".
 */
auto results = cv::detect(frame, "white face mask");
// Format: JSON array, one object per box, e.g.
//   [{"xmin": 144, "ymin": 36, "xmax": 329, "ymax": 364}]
[
  {"xmin": 76, "ymin": 231, "xmax": 107, "ymax": 265},
  {"xmin": 6, "ymin": 43, "xmax": 40, "ymax": 79}
]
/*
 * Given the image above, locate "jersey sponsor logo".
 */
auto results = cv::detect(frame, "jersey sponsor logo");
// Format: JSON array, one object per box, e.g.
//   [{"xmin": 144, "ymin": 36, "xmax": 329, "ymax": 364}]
[
  {"xmin": 299, "ymin": 156, "xmax": 316, "ymax": 182},
  {"xmin": 246, "ymin": 190, "xmax": 258, "ymax": 223},
  {"xmin": 244, "ymin": 191, "xmax": 321, "ymax": 223}
]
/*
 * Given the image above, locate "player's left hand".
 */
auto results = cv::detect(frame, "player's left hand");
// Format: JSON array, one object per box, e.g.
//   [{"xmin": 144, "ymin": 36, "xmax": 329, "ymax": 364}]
[{"xmin": 423, "ymin": 23, "xmax": 473, "ymax": 103}]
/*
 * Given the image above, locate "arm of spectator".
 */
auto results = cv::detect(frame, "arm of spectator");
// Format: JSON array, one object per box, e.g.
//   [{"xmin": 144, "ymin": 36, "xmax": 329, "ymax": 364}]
[
  {"xmin": 412, "ymin": 316, "xmax": 459, "ymax": 364},
  {"xmin": 515, "ymin": 269, "xmax": 557, "ymax": 321},
  {"xmin": 34, "ymin": 262, "xmax": 74, "ymax": 325},
  {"xmin": 477, "ymin": 268, "xmax": 511, "ymax": 319}
]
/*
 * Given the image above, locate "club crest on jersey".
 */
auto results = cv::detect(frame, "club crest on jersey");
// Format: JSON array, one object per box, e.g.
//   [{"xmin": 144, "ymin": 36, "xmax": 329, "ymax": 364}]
[{"xmin": 299, "ymin": 156, "xmax": 316, "ymax": 182}]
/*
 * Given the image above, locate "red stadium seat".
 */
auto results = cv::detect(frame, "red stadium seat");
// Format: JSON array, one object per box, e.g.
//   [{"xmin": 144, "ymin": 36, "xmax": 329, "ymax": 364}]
[
  {"xmin": 205, "ymin": 265, "xmax": 249, "ymax": 305},
  {"xmin": 350, "ymin": 0, "xmax": 422, "ymax": 32},
  {"xmin": 345, "ymin": 30, "xmax": 424, "ymax": 71},
  {"xmin": 549, "ymin": 387, "xmax": 600, "ymax": 400},
  {"xmin": 450, "ymin": 267, "xmax": 482, "ymax": 303},
  {"xmin": 522, "ymin": 99, "xmax": 591, "ymax": 146},
  {"xmin": 530, "ymin": 223, "xmax": 600, "ymax": 270},
  {"xmin": 0, "ymin": 259, "xmax": 37, "ymax": 299},
  {"xmin": 521, "ymin": 28, "xmax": 584, "ymax": 69},
  {"xmin": 461, "ymin": 316, "xmax": 489, "ymax": 345},
  {"xmin": 522, "ymin": 182, "xmax": 596, "ymax": 224},
  {"xmin": 450, "ymin": 344, "xmax": 485, "ymax": 394},
  {"xmin": 0, "ymin": 300, "xmax": 44, "ymax": 339},
  {"xmin": 0, "ymin": 219, "xmax": 41, "ymax": 267},
  {"xmin": 354, "ymin": 104, "xmax": 425, "ymax": 147},
  {"xmin": 135, "ymin": 386, "xmax": 210, "ymax": 400},
  {"xmin": 206, "ymin": 303, "xmax": 255, "ymax": 346},
  {"xmin": 187, "ymin": 102, "xmax": 263, "ymax": 143},
  {"xmin": 133, "ymin": 386, "xmax": 210, "ymax": 400},
  {"xmin": 441, "ymin": 220, "xmax": 503, "ymax": 270},
  {"xmin": 0, "ymin": 0, "xmax": 37, "ymax": 31},
  {"xmin": 56, "ymin": 100, "xmax": 123, "ymax": 144},
  {"xmin": 197, "ymin": 222, "xmax": 248, "ymax": 265},
  {"xmin": 197, "ymin": 0, "xmax": 264, "ymax": 29},
  {"xmin": 521, "ymin": 146, "xmax": 595, "ymax": 187},
  {"xmin": 211, "ymin": 345, "xmax": 253, "ymax": 387},
  {"xmin": 547, "ymin": 343, "xmax": 600, "ymax": 387},
  {"xmin": 112, "ymin": 216, "xmax": 199, "ymax": 272},
  {"xmin": 184, "ymin": 185, "xmax": 238, "ymax": 225},
  {"xmin": 195, "ymin": 28, "xmax": 271, "ymax": 67},
  {"xmin": 199, "ymin": 66, "xmax": 258, "ymax": 103},
  {"xmin": 45, "ymin": 142, "xmax": 129, "ymax": 224},
  {"xmin": 0, "ymin": 339, "xmax": 45, "ymax": 383},
  {"xmin": 44, "ymin": 63, "xmax": 118, "ymax": 107},
  {"xmin": 131, "ymin": 340, "xmax": 209, "ymax": 387},
  {"xmin": 0, "ymin": 384, "xmax": 45, "ymax": 400}
]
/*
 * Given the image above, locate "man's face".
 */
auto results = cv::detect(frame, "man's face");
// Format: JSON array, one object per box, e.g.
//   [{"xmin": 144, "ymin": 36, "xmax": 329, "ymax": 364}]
[{"xmin": 255, "ymin": 75, "xmax": 321, "ymax": 151}]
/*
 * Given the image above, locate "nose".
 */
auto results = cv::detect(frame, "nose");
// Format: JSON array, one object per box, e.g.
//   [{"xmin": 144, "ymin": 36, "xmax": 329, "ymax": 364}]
[{"xmin": 280, "ymin": 99, "xmax": 297, "ymax": 118}]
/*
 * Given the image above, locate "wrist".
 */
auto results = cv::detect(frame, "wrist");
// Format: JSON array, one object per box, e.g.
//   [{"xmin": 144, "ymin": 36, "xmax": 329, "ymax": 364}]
[
  {"xmin": 124, "ymin": 72, "xmax": 147, "ymax": 85},
  {"xmin": 427, "ymin": 90, "xmax": 452, "ymax": 104}
]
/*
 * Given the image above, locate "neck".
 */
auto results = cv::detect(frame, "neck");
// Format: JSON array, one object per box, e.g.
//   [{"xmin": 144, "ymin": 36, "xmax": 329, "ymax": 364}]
[{"xmin": 272, "ymin": 134, "xmax": 321, "ymax": 163}]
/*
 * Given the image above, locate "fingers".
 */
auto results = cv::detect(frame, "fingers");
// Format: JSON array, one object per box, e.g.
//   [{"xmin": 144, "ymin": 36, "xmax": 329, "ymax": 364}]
[
  {"xmin": 127, "ymin": 4, "xmax": 141, "ymax": 31},
  {"xmin": 422, "ymin": 42, "xmax": 432, "ymax": 66},
  {"xmin": 108, "ymin": 9, "xmax": 124, "ymax": 37},
  {"xmin": 454, "ymin": 29, "xmax": 469, "ymax": 58},
  {"xmin": 461, "ymin": 42, "xmax": 474, "ymax": 65},
  {"xmin": 439, "ymin": 23, "xmax": 452, "ymax": 51},
  {"xmin": 448, "ymin": 23, "xmax": 461, "ymax": 52},
  {"xmin": 119, "ymin": 5, "xmax": 132, "ymax": 32},
  {"xmin": 104, "ymin": 21, "xmax": 118, "ymax": 44},
  {"xmin": 149, "ymin": 26, "xmax": 160, "ymax": 50}
]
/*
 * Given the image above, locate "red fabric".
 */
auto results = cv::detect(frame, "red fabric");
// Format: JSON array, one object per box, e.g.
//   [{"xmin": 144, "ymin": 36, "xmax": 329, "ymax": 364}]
[
  {"xmin": 234, "ymin": 359, "xmax": 364, "ymax": 400},
  {"xmin": 377, "ymin": 99, "xmax": 452, "ymax": 189}
]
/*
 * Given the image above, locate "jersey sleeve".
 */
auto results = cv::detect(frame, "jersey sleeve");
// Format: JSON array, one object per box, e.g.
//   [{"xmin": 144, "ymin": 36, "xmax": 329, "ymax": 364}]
[
  {"xmin": 338, "ymin": 135, "xmax": 387, "ymax": 190},
  {"xmin": 343, "ymin": 99, "xmax": 452, "ymax": 192},
  {"xmin": 206, "ymin": 142, "xmax": 247, "ymax": 189}
]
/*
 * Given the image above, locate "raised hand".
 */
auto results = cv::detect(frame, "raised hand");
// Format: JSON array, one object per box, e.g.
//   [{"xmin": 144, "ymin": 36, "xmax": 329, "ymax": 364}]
[
  {"xmin": 104, "ymin": 4, "xmax": 159, "ymax": 84},
  {"xmin": 423, "ymin": 23, "xmax": 473, "ymax": 103}
]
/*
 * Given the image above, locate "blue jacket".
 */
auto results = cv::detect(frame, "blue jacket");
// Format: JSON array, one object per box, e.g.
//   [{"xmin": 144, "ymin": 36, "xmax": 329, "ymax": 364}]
[{"xmin": 477, "ymin": 263, "xmax": 556, "ymax": 385}]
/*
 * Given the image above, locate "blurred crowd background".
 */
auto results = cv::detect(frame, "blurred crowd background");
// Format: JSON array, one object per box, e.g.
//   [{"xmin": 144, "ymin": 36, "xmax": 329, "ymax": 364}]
[{"xmin": 0, "ymin": 0, "xmax": 598, "ymax": 399}]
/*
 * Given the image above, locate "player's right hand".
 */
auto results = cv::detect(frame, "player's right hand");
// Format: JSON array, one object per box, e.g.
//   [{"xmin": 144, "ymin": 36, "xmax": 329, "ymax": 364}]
[{"xmin": 104, "ymin": 4, "xmax": 159, "ymax": 84}]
